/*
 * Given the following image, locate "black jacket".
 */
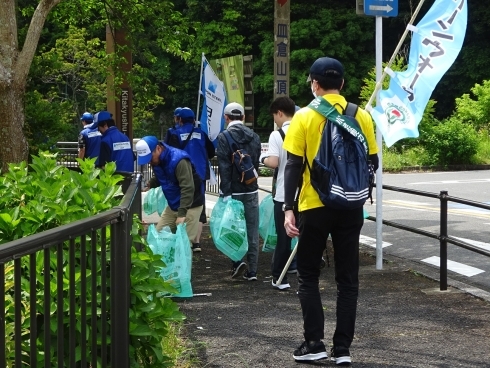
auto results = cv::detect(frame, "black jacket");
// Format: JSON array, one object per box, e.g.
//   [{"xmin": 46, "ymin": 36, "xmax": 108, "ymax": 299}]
[{"xmin": 216, "ymin": 122, "xmax": 261, "ymax": 195}]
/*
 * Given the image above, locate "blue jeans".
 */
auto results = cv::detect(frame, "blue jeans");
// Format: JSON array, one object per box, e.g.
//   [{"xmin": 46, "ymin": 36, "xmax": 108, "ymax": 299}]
[
  {"xmin": 297, "ymin": 206, "xmax": 364, "ymax": 349},
  {"xmin": 232, "ymin": 193, "xmax": 259, "ymax": 273}
]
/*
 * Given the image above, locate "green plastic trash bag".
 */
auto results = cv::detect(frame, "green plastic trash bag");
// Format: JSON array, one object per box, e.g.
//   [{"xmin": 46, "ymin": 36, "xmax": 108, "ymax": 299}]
[
  {"xmin": 146, "ymin": 223, "xmax": 193, "ymax": 298},
  {"xmin": 259, "ymin": 194, "xmax": 277, "ymax": 252},
  {"xmin": 143, "ymin": 187, "xmax": 167, "ymax": 216},
  {"xmin": 210, "ymin": 197, "xmax": 248, "ymax": 261},
  {"xmin": 363, "ymin": 207, "xmax": 369, "ymax": 219}
]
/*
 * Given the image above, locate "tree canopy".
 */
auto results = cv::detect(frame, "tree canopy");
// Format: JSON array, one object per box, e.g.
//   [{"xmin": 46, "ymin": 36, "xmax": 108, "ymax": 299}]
[{"xmin": 1, "ymin": 0, "xmax": 490, "ymax": 168}]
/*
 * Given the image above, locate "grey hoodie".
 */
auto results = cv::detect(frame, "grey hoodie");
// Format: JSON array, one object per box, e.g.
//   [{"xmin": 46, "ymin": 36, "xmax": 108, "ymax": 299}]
[{"xmin": 216, "ymin": 122, "xmax": 261, "ymax": 195}]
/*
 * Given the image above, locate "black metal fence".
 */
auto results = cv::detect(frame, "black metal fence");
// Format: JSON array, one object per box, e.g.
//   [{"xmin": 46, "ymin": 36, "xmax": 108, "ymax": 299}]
[
  {"xmin": 0, "ymin": 172, "xmax": 141, "ymax": 367},
  {"xmin": 368, "ymin": 184, "xmax": 490, "ymax": 291}
]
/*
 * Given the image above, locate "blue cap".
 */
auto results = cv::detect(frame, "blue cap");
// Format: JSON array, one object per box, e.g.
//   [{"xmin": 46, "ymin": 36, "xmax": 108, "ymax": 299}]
[
  {"xmin": 307, "ymin": 57, "xmax": 344, "ymax": 82},
  {"xmin": 135, "ymin": 136, "xmax": 159, "ymax": 165},
  {"xmin": 174, "ymin": 107, "xmax": 182, "ymax": 117},
  {"xmin": 179, "ymin": 107, "xmax": 195, "ymax": 121},
  {"xmin": 93, "ymin": 111, "xmax": 112, "ymax": 127},
  {"xmin": 81, "ymin": 112, "xmax": 93, "ymax": 122}
]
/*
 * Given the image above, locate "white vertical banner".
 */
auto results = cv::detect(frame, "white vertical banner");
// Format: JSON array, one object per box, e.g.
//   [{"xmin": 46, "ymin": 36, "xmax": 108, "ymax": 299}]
[{"xmin": 199, "ymin": 55, "xmax": 227, "ymax": 145}]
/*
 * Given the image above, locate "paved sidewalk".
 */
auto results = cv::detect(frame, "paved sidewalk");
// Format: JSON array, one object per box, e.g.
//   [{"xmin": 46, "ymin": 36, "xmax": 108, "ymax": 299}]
[{"xmin": 176, "ymin": 226, "xmax": 490, "ymax": 368}]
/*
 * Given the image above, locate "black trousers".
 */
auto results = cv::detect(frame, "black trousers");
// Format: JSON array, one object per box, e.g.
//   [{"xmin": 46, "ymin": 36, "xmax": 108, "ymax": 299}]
[
  {"xmin": 271, "ymin": 200, "xmax": 293, "ymax": 279},
  {"xmin": 297, "ymin": 205, "xmax": 363, "ymax": 349}
]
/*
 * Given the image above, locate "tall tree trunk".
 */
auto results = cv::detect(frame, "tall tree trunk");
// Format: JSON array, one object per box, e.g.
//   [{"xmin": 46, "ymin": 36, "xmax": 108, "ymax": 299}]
[
  {"xmin": 0, "ymin": 0, "xmax": 63, "ymax": 172},
  {"xmin": 0, "ymin": 84, "xmax": 29, "ymax": 171}
]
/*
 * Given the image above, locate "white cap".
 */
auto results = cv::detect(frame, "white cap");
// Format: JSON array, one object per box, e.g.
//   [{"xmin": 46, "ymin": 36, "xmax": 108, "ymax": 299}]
[{"xmin": 224, "ymin": 102, "xmax": 244, "ymax": 117}]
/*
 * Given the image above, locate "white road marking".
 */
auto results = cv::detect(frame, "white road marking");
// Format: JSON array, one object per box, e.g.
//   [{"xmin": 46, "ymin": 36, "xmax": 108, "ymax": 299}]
[
  {"xmin": 421, "ymin": 256, "xmax": 485, "ymax": 277},
  {"xmin": 409, "ymin": 179, "xmax": 490, "ymax": 185},
  {"xmin": 359, "ymin": 235, "xmax": 392, "ymax": 248},
  {"xmin": 453, "ymin": 237, "xmax": 490, "ymax": 252},
  {"xmin": 383, "ymin": 200, "xmax": 490, "ymax": 220}
]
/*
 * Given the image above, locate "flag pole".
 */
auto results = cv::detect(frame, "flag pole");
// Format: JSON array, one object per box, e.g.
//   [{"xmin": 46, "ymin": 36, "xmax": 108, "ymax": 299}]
[
  {"xmin": 365, "ymin": 0, "xmax": 427, "ymax": 111},
  {"xmin": 196, "ymin": 53, "xmax": 205, "ymax": 118}
]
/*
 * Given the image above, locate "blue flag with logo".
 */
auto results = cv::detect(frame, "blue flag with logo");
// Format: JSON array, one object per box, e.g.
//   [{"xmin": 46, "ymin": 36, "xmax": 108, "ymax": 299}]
[
  {"xmin": 371, "ymin": 0, "xmax": 467, "ymax": 147},
  {"xmin": 199, "ymin": 56, "xmax": 227, "ymax": 146}
]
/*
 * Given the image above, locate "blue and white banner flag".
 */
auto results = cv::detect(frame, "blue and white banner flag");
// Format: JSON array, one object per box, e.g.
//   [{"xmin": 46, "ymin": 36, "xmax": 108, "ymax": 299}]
[
  {"xmin": 199, "ymin": 55, "xmax": 227, "ymax": 145},
  {"xmin": 371, "ymin": 0, "xmax": 467, "ymax": 147}
]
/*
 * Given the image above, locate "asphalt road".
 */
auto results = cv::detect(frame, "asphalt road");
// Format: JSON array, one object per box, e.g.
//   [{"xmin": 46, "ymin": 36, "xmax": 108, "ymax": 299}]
[
  {"xmin": 362, "ymin": 169, "xmax": 490, "ymax": 293},
  {"xmin": 256, "ymin": 170, "xmax": 490, "ymax": 293}
]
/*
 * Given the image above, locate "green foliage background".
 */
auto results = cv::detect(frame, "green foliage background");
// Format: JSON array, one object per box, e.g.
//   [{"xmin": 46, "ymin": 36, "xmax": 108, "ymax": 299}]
[{"xmin": 15, "ymin": 0, "xmax": 490, "ymax": 165}]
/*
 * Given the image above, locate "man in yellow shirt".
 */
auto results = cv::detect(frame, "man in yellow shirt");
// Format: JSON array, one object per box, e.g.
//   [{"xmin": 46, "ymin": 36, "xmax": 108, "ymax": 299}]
[{"xmin": 283, "ymin": 57, "xmax": 379, "ymax": 365}]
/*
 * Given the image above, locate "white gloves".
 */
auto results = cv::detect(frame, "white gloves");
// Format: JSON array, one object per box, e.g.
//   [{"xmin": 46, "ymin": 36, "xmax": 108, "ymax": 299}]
[{"xmin": 223, "ymin": 195, "xmax": 231, "ymax": 203}]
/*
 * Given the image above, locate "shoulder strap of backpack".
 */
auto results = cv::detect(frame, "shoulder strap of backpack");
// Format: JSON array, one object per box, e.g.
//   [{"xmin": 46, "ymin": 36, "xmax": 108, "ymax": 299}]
[
  {"xmin": 344, "ymin": 102, "xmax": 359, "ymax": 118},
  {"xmin": 278, "ymin": 128, "xmax": 285, "ymax": 141},
  {"xmin": 181, "ymin": 127, "xmax": 195, "ymax": 149},
  {"xmin": 223, "ymin": 130, "xmax": 238, "ymax": 152},
  {"xmin": 307, "ymin": 97, "xmax": 368, "ymax": 154}
]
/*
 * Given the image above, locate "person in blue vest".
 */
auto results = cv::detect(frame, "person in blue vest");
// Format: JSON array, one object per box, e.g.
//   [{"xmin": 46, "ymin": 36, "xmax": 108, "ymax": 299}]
[
  {"xmin": 163, "ymin": 107, "xmax": 182, "ymax": 144},
  {"xmin": 136, "ymin": 136, "xmax": 204, "ymax": 244},
  {"xmin": 78, "ymin": 112, "xmax": 102, "ymax": 165},
  {"xmin": 93, "ymin": 111, "xmax": 135, "ymax": 172},
  {"xmin": 167, "ymin": 107, "xmax": 215, "ymax": 252}
]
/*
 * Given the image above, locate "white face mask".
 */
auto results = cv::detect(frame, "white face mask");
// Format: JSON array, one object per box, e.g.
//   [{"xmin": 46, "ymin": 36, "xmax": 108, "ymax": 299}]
[{"xmin": 311, "ymin": 84, "xmax": 317, "ymax": 98}]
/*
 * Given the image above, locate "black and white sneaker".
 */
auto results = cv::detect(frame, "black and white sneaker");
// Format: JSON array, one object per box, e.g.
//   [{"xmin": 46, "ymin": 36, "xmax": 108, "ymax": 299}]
[
  {"xmin": 330, "ymin": 346, "xmax": 352, "ymax": 366},
  {"xmin": 293, "ymin": 340, "xmax": 328, "ymax": 361},
  {"xmin": 192, "ymin": 243, "xmax": 201, "ymax": 252},
  {"xmin": 272, "ymin": 278, "xmax": 290, "ymax": 290},
  {"xmin": 230, "ymin": 261, "xmax": 246, "ymax": 278},
  {"xmin": 243, "ymin": 270, "xmax": 257, "ymax": 281}
]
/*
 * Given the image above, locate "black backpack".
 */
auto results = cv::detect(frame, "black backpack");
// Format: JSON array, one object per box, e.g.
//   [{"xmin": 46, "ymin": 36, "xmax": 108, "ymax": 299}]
[
  {"xmin": 306, "ymin": 98, "xmax": 374, "ymax": 209},
  {"xmin": 223, "ymin": 131, "xmax": 258, "ymax": 185}
]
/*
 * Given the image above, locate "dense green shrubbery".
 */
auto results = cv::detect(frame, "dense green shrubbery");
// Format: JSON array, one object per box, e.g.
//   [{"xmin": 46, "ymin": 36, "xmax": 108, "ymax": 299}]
[
  {"xmin": 424, "ymin": 118, "xmax": 480, "ymax": 166},
  {"xmin": 0, "ymin": 153, "xmax": 185, "ymax": 367}
]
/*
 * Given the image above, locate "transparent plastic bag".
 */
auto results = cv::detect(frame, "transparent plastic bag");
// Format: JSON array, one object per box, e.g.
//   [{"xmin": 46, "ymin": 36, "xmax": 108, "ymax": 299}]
[
  {"xmin": 143, "ymin": 187, "xmax": 167, "ymax": 216},
  {"xmin": 259, "ymin": 194, "xmax": 277, "ymax": 252},
  {"xmin": 210, "ymin": 198, "xmax": 248, "ymax": 261},
  {"xmin": 147, "ymin": 223, "xmax": 193, "ymax": 297}
]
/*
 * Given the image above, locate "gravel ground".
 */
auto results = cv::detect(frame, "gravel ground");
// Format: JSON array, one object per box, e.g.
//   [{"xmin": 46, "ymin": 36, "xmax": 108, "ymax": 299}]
[{"xmin": 176, "ymin": 225, "xmax": 490, "ymax": 368}]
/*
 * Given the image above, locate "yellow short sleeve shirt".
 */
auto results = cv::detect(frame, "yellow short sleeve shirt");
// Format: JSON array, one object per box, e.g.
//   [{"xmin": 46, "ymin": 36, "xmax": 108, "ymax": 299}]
[{"xmin": 282, "ymin": 94, "xmax": 379, "ymax": 212}]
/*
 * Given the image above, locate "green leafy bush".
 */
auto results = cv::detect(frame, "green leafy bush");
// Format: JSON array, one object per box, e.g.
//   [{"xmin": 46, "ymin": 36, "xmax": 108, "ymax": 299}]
[
  {"xmin": 0, "ymin": 153, "xmax": 185, "ymax": 367},
  {"xmin": 424, "ymin": 119, "xmax": 479, "ymax": 166}
]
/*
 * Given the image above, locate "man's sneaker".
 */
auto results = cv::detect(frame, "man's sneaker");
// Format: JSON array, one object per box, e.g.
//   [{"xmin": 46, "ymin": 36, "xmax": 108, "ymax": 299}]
[
  {"xmin": 242, "ymin": 270, "xmax": 257, "ymax": 281},
  {"xmin": 272, "ymin": 278, "xmax": 290, "ymax": 290},
  {"xmin": 293, "ymin": 340, "xmax": 328, "ymax": 361},
  {"xmin": 192, "ymin": 243, "xmax": 201, "ymax": 252},
  {"xmin": 330, "ymin": 347, "xmax": 351, "ymax": 366},
  {"xmin": 287, "ymin": 268, "xmax": 297, "ymax": 274},
  {"xmin": 231, "ymin": 261, "xmax": 246, "ymax": 278}
]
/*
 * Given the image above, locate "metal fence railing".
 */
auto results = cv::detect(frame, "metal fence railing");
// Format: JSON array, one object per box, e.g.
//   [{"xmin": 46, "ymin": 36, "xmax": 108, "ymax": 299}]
[
  {"xmin": 368, "ymin": 184, "xmax": 490, "ymax": 291},
  {"xmin": 0, "ymin": 172, "xmax": 141, "ymax": 367}
]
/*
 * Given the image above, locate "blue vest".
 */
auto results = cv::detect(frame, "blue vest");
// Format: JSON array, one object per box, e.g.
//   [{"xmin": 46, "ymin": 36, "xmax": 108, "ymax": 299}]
[
  {"xmin": 172, "ymin": 123, "xmax": 208, "ymax": 181},
  {"xmin": 80, "ymin": 123, "xmax": 102, "ymax": 165},
  {"xmin": 101, "ymin": 126, "xmax": 134, "ymax": 172},
  {"xmin": 153, "ymin": 144, "xmax": 200, "ymax": 211}
]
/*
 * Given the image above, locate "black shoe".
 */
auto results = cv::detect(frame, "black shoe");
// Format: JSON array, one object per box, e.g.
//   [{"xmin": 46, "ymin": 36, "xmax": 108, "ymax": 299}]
[
  {"xmin": 330, "ymin": 346, "xmax": 351, "ymax": 366},
  {"xmin": 231, "ymin": 261, "xmax": 246, "ymax": 278},
  {"xmin": 243, "ymin": 270, "xmax": 257, "ymax": 281},
  {"xmin": 192, "ymin": 243, "xmax": 201, "ymax": 252},
  {"xmin": 272, "ymin": 278, "xmax": 290, "ymax": 290},
  {"xmin": 293, "ymin": 340, "xmax": 328, "ymax": 361}
]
